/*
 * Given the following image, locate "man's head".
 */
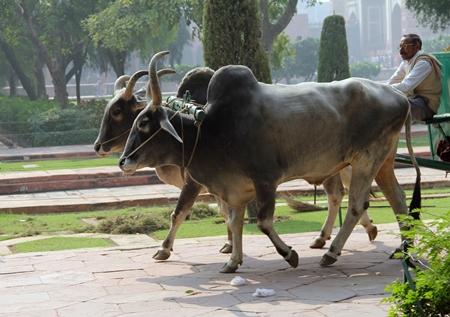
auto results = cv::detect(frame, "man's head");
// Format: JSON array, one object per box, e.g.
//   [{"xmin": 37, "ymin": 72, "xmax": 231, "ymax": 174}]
[{"xmin": 398, "ymin": 34, "xmax": 422, "ymax": 61}]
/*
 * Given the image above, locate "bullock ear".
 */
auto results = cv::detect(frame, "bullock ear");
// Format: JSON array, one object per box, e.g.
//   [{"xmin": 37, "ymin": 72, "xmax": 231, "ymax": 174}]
[
  {"xmin": 133, "ymin": 100, "xmax": 147, "ymax": 112},
  {"xmin": 159, "ymin": 115, "xmax": 183, "ymax": 143}
]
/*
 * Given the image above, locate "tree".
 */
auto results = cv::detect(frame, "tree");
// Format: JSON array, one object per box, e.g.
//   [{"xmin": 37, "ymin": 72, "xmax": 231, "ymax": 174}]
[
  {"xmin": 203, "ymin": 0, "xmax": 271, "ymax": 84},
  {"xmin": 83, "ymin": 0, "xmax": 184, "ymax": 78},
  {"xmin": 0, "ymin": 1, "xmax": 40, "ymax": 100},
  {"xmin": 350, "ymin": 61, "xmax": 381, "ymax": 79},
  {"xmin": 317, "ymin": 15, "xmax": 350, "ymax": 82},
  {"xmin": 423, "ymin": 34, "xmax": 450, "ymax": 53},
  {"xmin": 185, "ymin": 0, "xmax": 319, "ymax": 62},
  {"xmin": 259, "ymin": 0, "xmax": 298, "ymax": 57},
  {"xmin": 405, "ymin": 0, "xmax": 450, "ymax": 33},
  {"xmin": 10, "ymin": 0, "xmax": 99, "ymax": 108},
  {"xmin": 271, "ymin": 36, "xmax": 319, "ymax": 83},
  {"xmin": 168, "ymin": 18, "xmax": 192, "ymax": 68}
]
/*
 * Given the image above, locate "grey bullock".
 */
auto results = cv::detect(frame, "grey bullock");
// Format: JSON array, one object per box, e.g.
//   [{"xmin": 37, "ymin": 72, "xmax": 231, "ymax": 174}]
[
  {"xmin": 94, "ymin": 67, "xmax": 235, "ymax": 259},
  {"xmin": 95, "ymin": 66, "xmax": 379, "ymax": 255},
  {"xmin": 120, "ymin": 51, "xmax": 421, "ymax": 273}
]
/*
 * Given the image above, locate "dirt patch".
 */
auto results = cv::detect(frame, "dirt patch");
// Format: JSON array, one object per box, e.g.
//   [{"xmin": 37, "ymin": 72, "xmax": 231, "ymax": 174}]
[{"xmin": 79, "ymin": 218, "xmax": 102, "ymax": 226}]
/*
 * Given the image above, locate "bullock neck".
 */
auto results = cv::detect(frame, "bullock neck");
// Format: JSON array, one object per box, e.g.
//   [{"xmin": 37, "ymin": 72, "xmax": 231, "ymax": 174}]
[{"xmin": 175, "ymin": 113, "xmax": 202, "ymax": 183}]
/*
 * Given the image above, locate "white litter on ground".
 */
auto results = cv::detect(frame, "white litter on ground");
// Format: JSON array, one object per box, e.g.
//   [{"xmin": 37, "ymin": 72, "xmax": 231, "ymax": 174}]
[
  {"xmin": 252, "ymin": 288, "xmax": 275, "ymax": 297},
  {"xmin": 230, "ymin": 276, "xmax": 246, "ymax": 286}
]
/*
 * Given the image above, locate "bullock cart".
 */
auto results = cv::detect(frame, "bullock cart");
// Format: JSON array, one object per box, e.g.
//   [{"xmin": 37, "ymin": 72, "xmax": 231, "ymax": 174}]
[
  {"xmin": 395, "ymin": 113, "xmax": 450, "ymax": 173},
  {"xmin": 396, "ymin": 52, "xmax": 450, "ymax": 173}
]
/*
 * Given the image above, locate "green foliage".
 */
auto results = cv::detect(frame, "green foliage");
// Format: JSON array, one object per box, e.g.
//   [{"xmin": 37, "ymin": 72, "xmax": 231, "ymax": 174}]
[
  {"xmin": 271, "ymin": 33, "xmax": 291, "ymax": 71},
  {"xmin": 405, "ymin": 0, "xmax": 450, "ymax": 32},
  {"xmin": 318, "ymin": 15, "xmax": 350, "ymax": 82},
  {"xmin": 422, "ymin": 34, "xmax": 450, "ymax": 53},
  {"xmin": 203, "ymin": 0, "xmax": 272, "ymax": 83},
  {"xmin": 273, "ymin": 36, "xmax": 319, "ymax": 83},
  {"xmin": 187, "ymin": 202, "xmax": 219, "ymax": 220},
  {"xmin": 82, "ymin": 1, "xmax": 178, "ymax": 54},
  {"xmin": 0, "ymin": 96, "xmax": 106, "ymax": 147},
  {"xmin": 350, "ymin": 61, "xmax": 381, "ymax": 79},
  {"xmin": 13, "ymin": 237, "xmax": 113, "ymax": 253},
  {"xmin": 383, "ymin": 212, "xmax": 450, "ymax": 316},
  {"xmin": 97, "ymin": 213, "xmax": 170, "ymax": 234}
]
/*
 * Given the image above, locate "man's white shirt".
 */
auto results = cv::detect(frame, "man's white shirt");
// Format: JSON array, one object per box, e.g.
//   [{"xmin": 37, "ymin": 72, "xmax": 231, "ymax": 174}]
[{"xmin": 387, "ymin": 50, "xmax": 432, "ymax": 97}]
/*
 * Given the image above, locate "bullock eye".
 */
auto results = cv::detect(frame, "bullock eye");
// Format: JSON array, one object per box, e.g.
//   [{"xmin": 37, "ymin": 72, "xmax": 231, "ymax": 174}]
[
  {"xmin": 111, "ymin": 108, "xmax": 121, "ymax": 117},
  {"xmin": 139, "ymin": 118, "xmax": 149, "ymax": 129}
]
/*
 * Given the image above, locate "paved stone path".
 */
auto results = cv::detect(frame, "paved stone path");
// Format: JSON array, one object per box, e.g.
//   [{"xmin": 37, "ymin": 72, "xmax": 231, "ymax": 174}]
[{"xmin": 0, "ymin": 223, "xmax": 404, "ymax": 317}]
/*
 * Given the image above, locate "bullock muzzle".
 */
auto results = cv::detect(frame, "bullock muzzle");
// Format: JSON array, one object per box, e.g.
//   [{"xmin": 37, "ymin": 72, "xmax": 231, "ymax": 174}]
[{"xmin": 118, "ymin": 156, "xmax": 137, "ymax": 175}]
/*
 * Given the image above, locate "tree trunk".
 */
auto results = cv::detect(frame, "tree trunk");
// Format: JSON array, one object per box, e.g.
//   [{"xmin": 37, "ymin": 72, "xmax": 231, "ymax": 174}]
[
  {"xmin": 7, "ymin": 72, "xmax": 17, "ymax": 97},
  {"xmin": 17, "ymin": 1, "xmax": 68, "ymax": 108},
  {"xmin": 107, "ymin": 49, "xmax": 126, "ymax": 77},
  {"xmin": 260, "ymin": 0, "xmax": 298, "ymax": 57},
  {"xmin": 66, "ymin": 50, "xmax": 86, "ymax": 104},
  {"xmin": 0, "ymin": 38, "xmax": 38, "ymax": 100},
  {"xmin": 34, "ymin": 56, "xmax": 48, "ymax": 100}
]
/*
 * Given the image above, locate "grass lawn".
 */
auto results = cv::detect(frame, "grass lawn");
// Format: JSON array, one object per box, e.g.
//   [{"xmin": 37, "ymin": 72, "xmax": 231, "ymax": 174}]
[
  {"xmin": 11, "ymin": 237, "xmax": 115, "ymax": 253},
  {"xmin": 1, "ymin": 188, "xmax": 449, "ymax": 255},
  {"xmin": 0, "ymin": 156, "xmax": 119, "ymax": 173},
  {"xmin": 397, "ymin": 136, "xmax": 429, "ymax": 148}
]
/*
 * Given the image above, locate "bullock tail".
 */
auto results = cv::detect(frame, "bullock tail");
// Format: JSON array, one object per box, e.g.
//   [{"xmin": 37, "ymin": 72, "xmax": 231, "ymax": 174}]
[
  {"xmin": 281, "ymin": 189, "xmax": 377, "ymax": 212},
  {"xmin": 281, "ymin": 194, "xmax": 327, "ymax": 212},
  {"xmin": 404, "ymin": 112, "xmax": 421, "ymax": 220}
]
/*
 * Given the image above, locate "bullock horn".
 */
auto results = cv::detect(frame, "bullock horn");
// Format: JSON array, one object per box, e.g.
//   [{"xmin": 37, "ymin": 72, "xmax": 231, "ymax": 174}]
[
  {"xmin": 147, "ymin": 51, "xmax": 170, "ymax": 106},
  {"xmin": 157, "ymin": 68, "xmax": 176, "ymax": 78},
  {"xmin": 114, "ymin": 75, "xmax": 130, "ymax": 92},
  {"xmin": 123, "ymin": 70, "xmax": 148, "ymax": 101}
]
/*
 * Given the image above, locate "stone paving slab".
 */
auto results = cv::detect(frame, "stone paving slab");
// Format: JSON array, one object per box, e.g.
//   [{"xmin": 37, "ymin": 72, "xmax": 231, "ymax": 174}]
[{"xmin": 0, "ymin": 223, "xmax": 405, "ymax": 316}]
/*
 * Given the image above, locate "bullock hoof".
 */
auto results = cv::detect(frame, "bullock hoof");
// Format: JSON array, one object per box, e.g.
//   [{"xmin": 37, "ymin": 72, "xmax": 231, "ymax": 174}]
[
  {"xmin": 367, "ymin": 226, "xmax": 378, "ymax": 241},
  {"xmin": 219, "ymin": 243, "xmax": 233, "ymax": 254},
  {"xmin": 219, "ymin": 263, "xmax": 239, "ymax": 274},
  {"xmin": 310, "ymin": 239, "xmax": 326, "ymax": 249},
  {"xmin": 152, "ymin": 249, "xmax": 171, "ymax": 260},
  {"xmin": 319, "ymin": 254, "xmax": 337, "ymax": 267},
  {"xmin": 286, "ymin": 250, "xmax": 299, "ymax": 268}
]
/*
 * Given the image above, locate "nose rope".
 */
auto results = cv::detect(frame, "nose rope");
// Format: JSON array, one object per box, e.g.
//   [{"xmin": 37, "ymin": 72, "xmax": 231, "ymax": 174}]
[
  {"xmin": 123, "ymin": 111, "xmax": 179, "ymax": 160},
  {"xmin": 98, "ymin": 128, "xmax": 131, "ymax": 146},
  {"xmin": 123, "ymin": 109, "xmax": 202, "ymax": 185}
]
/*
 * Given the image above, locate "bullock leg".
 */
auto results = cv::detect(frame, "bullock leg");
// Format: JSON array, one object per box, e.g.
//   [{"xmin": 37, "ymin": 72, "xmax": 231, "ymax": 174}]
[
  {"xmin": 310, "ymin": 174, "xmax": 345, "ymax": 249},
  {"xmin": 255, "ymin": 186, "xmax": 299, "ymax": 269},
  {"xmin": 359, "ymin": 209, "xmax": 378, "ymax": 241},
  {"xmin": 339, "ymin": 167, "xmax": 378, "ymax": 242},
  {"xmin": 153, "ymin": 180, "xmax": 203, "ymax": 260},
  {"xmin": 320, "ymin": 172, "xmax": 373, "ymax": 266},
  {"xmin": 220, "ymin": 206, "xmax": 245, "ymax": 273},
  {"xmin": 310, "ymin": 175, "xmax": 377, "ymax": 249},
  {"xmin": 374, "ymin": 159, "xmax": 409, "ymax": 256},
  {"xmin": 215, "ymin": 196, "xmax": 233, "ymax": 253}
]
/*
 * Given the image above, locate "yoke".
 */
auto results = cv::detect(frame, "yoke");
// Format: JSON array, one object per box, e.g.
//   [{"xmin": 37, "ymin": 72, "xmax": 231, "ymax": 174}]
[{"xmin": 395, "ymin": 113, "xmax": 450, "ymax": 174}]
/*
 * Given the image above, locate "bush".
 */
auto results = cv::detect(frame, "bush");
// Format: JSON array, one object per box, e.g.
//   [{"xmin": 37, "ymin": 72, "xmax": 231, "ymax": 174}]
[
  {"xmin": 350, "ymin": 61, "xmax": 381, "ymax": 79},
  {"xmin": 97, "ymin": 213, "xmax": 170, "ymax": 234},
  {"xmin": 161, "ymin": 202, "xmax": 219, "ymax": 221},
  {"xmin": 382, "ymin": 211, "xmax": 450, "ymax": 316},
  {"xmin": 0, "ymin": 96, "xmax": 107, "ymax": 147},
  {"xmin": 187, "ymin": 202, "xmax": 219, "ymax": 220}
]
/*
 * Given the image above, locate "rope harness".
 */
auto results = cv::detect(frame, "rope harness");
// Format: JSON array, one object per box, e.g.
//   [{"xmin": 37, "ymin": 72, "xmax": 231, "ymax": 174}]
[
  {"xmin": 97, "ymin": 128, "xmax": 131, "ymax": 146},
  {"xmin": 123, "ymin": 96, "xmax": 205, "ymax": 184}
]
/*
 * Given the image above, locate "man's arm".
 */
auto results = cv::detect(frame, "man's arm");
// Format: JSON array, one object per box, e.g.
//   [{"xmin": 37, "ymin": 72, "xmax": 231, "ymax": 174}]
[
  {"xmin": 390, "ymin": 60, "xmax": 432, "ymax": 94},
  {"xmin": 387, "ymin": 62, "xmax": 406, "ymax": 85}
]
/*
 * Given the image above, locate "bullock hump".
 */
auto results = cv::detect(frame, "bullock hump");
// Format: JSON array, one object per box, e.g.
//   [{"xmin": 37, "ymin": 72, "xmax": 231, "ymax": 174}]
[{"xmin": 208, "ymin": 65, "xmax": 259, "ymax": 103}]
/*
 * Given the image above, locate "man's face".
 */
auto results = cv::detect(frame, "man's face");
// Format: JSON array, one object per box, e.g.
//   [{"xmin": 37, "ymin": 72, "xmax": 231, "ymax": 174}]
[{"xmin": 398, "ymin": 37, "xmax": 420, "ymax": 61}]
